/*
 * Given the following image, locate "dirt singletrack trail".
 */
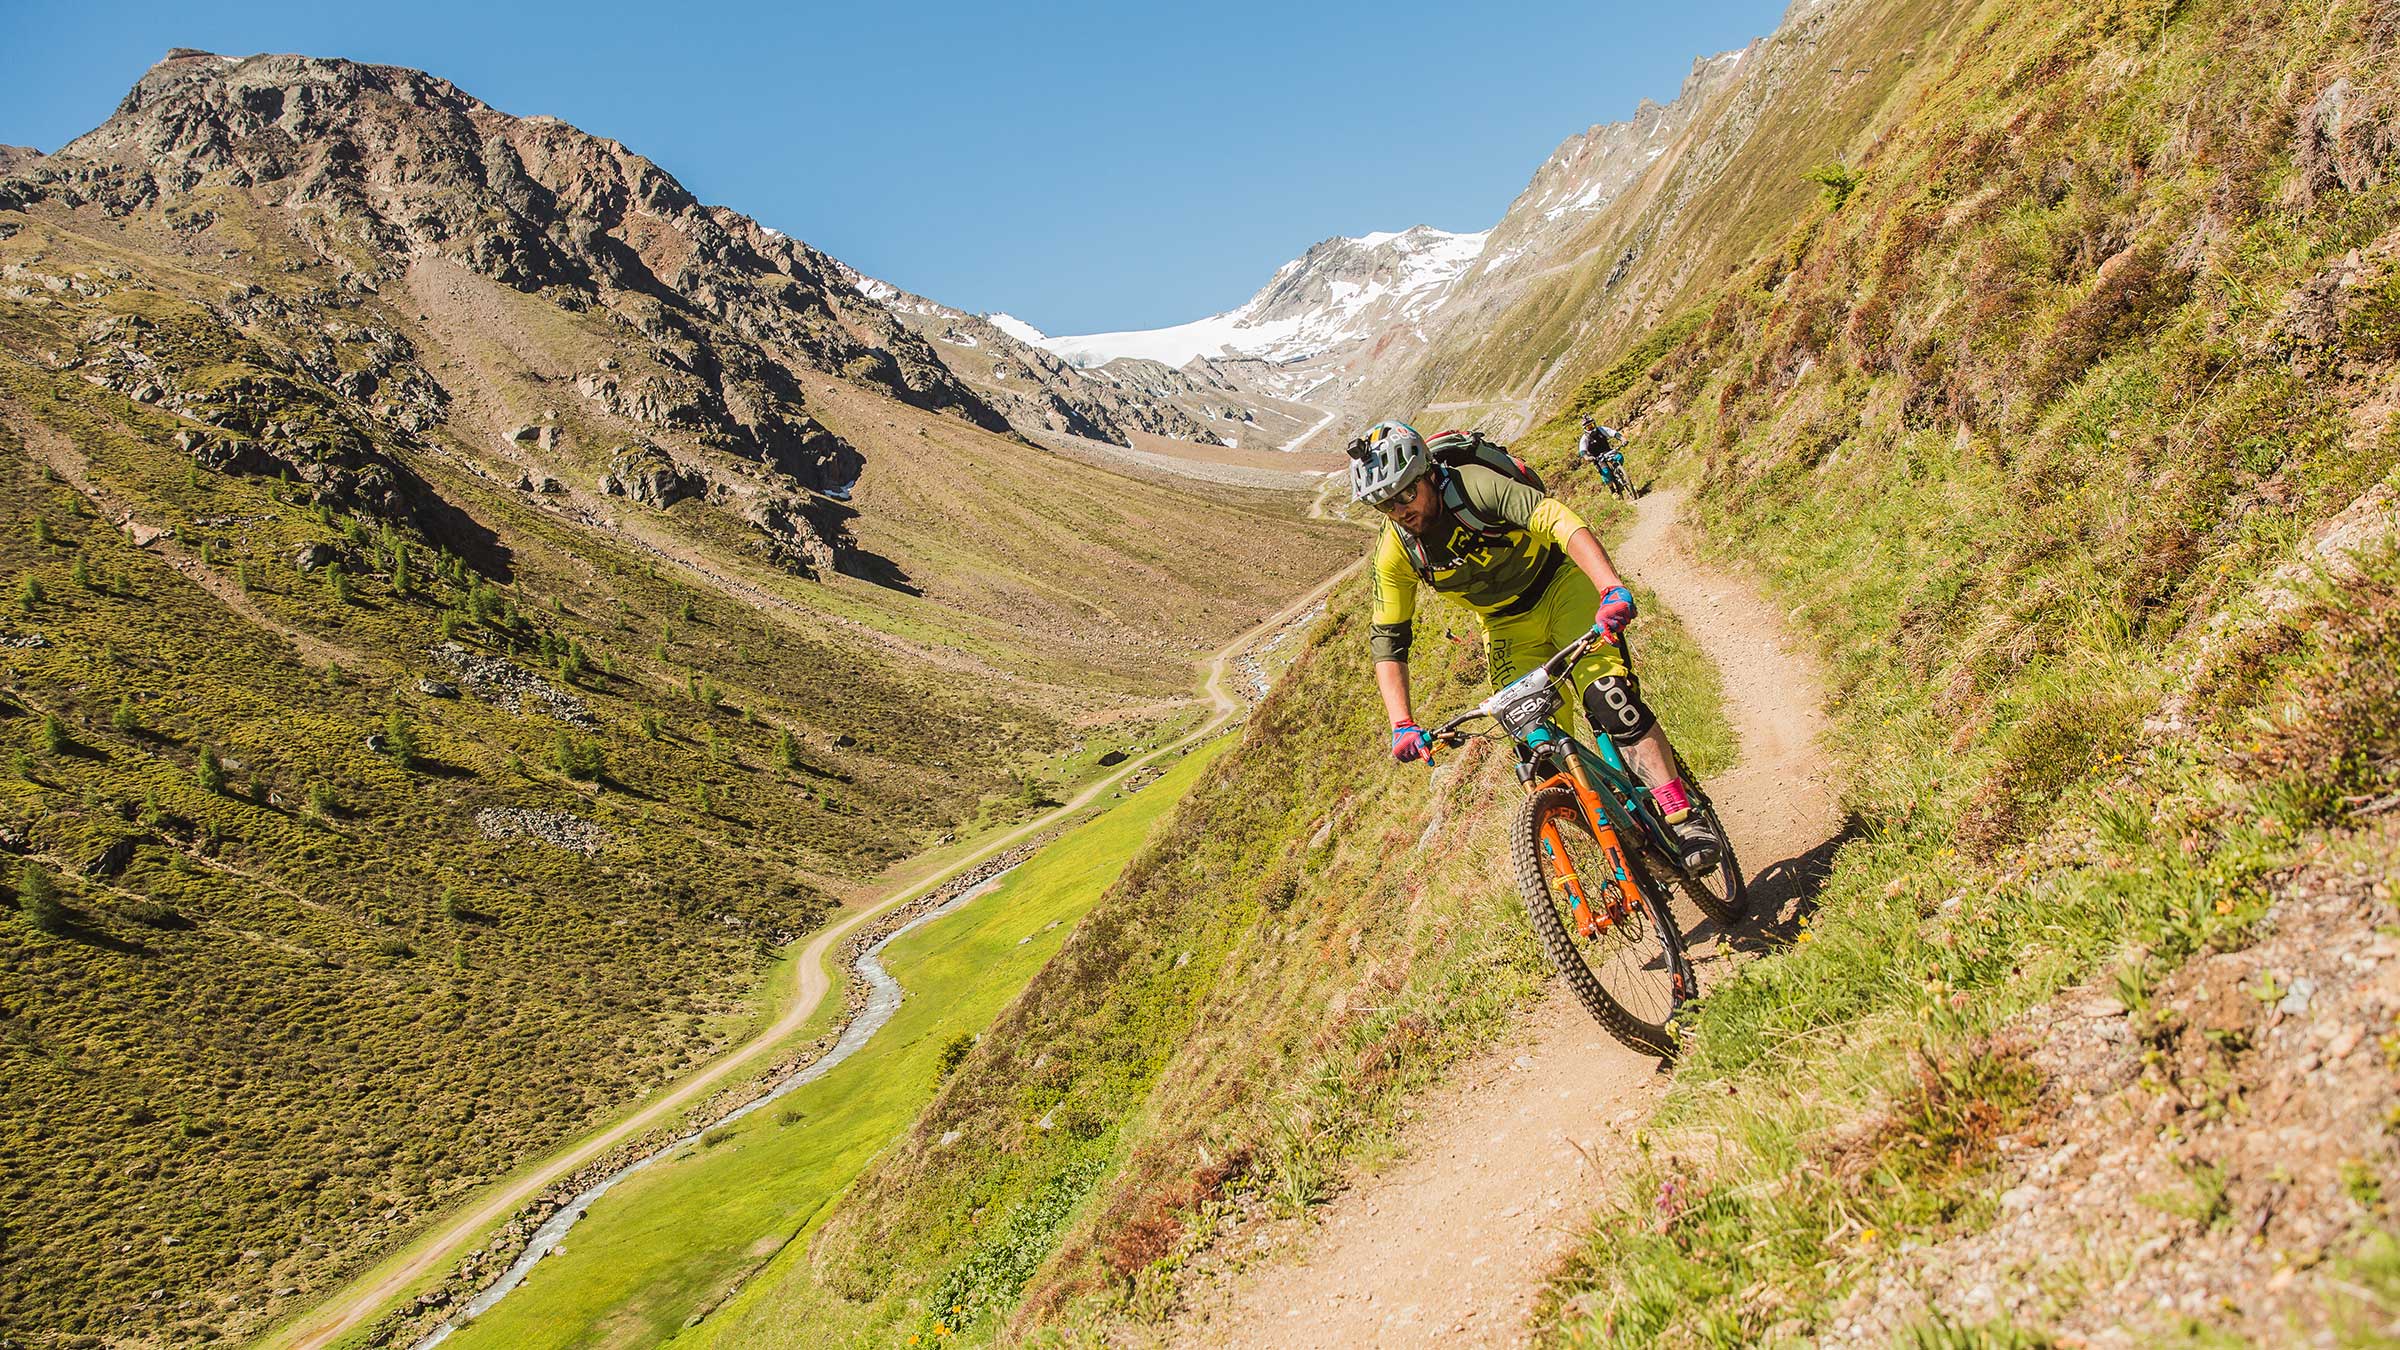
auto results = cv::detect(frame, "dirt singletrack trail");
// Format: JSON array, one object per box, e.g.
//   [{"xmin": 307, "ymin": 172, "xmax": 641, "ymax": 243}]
[{"xmin": 1176, "ymin": 486, "xmax": 1842, "ymax": 1346}]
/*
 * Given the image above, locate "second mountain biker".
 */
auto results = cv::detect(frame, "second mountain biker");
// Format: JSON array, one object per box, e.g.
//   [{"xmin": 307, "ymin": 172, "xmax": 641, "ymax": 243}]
[
  {"xmin": 1350, "ymin": 420, "xmax": 1717, "ymax": 867},
  {"xmin": 1579, "ymin": 415, "xmax": 1629, "ymax": 495}
]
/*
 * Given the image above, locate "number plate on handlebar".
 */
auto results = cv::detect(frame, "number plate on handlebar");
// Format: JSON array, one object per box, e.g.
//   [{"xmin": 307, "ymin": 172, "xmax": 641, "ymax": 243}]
[{"xmin": 1486, "ymin": 669, "xmax": 1564, "ymax": 737}]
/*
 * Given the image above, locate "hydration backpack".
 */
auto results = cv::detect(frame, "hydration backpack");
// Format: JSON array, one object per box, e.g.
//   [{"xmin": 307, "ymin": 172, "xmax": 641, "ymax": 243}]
[{"xmin": 1396, "ymin": 430, "xmax": 1549, "ymax": 581}]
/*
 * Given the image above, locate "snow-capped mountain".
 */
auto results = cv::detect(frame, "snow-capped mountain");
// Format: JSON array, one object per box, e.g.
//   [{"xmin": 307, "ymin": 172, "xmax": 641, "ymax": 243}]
[
  {"xmin": 1018, "ymin": 225, "xmax": 1489, "ymax": 370},
  {"xmin": 824, "ymin": 260, "xmax": 1322, "ymax": 451},
  {"xmin": 979, "ymin": 225, "xmax": 1489, "ymax": 450}
]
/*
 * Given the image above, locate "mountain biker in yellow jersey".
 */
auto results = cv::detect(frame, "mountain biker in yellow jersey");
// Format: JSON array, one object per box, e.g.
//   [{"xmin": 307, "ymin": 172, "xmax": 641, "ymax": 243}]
[{"xmin": 1350, "ymin": 420, "xmax": 1717, "ymax": 867}]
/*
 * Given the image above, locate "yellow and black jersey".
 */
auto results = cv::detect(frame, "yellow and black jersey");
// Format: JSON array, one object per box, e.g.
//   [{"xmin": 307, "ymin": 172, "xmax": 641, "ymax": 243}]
[{"xmin": 1368, "ymin": 464, "xmax": 1590, "ymax": 664}]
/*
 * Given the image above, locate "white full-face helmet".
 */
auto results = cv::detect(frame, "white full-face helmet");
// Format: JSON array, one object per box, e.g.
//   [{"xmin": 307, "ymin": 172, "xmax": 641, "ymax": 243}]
[{"xmin": 1346, "ymin": 421, "xmax": 1430, "ymax": 506}]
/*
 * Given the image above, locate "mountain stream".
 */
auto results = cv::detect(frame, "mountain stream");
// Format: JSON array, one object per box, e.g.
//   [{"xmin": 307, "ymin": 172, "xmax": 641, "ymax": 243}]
[{"xmin": 413, "ymin": 867, "xmax": 1018, "ymax": 1348}]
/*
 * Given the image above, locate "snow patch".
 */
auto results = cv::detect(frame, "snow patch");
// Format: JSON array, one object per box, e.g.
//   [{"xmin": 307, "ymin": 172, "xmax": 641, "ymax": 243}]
[
  {"xmin": 987, "ymin": 313, "xmax": 1047, "ymax": 345},
  {"xmin": 1034, "ymin": 225, "xmax": 1491, "ymax": 368}
]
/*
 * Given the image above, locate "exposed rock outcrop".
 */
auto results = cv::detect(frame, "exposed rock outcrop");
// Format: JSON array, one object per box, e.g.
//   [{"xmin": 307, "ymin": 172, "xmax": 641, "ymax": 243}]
[
  {"xmin": 4, "ymin": 48, "xmax": 1010, "ymax": 478},
  {"xmin": 427, "ymin": 642, "xmax": 596, "ymax": 728},
  {"xmin": 597, "ymin": 444, "xmax": 704, "ymax": 509}
]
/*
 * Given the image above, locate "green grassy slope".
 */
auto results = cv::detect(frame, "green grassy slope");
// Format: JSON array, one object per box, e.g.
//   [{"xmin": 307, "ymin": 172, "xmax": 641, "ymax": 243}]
[
  {"xmin": 445, "ymin": 737, "xmax": 1233, "ymax": 1350},
  {"xmin": 676, "ymin": 469, "xmax": 1735, "ymax": 1345},
  {"xmin": 1481, "ymin": 0, "xmax": 2400, "ymax": 1340},
  {"xmin": 0, "ymin": 168, "xmax": 1352, "ymax": 1347}
]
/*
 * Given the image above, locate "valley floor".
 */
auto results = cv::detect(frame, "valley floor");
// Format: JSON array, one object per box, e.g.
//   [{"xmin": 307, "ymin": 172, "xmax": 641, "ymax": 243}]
[
  {"xmin": 270, "ymin": 553, "xmax": 1363, "ymax": 1350},
  {"xmin": 1169, "ymin": 488, "xmax": 1844, "ymax": 1345}
]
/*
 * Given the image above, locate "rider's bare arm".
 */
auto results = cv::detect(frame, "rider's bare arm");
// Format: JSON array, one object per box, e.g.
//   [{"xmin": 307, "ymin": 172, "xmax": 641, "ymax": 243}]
[
  {"xmin": 1375, "ymin": 657, "xmax": 1415, "ymax": 727},
  {"xmin": 1562, "ymin": 526, "xmax": 1625, "ymax": 598}
]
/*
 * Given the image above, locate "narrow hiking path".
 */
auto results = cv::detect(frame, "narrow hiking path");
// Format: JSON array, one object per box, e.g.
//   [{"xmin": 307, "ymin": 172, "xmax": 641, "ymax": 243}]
[
  {"xmin": 1174, "ymin": 487, "xmax": 1843, "ymax": 1346},
  {"xmin": 268, "ymin": 558, "xmax": 1361, "ymax": 1350}
]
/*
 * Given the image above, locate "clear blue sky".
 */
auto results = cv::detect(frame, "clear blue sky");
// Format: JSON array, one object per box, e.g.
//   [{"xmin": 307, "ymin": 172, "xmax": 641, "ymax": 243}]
[{"xmin": 1, "ymin": 0, "xmax": 1790, "ymax": 334}]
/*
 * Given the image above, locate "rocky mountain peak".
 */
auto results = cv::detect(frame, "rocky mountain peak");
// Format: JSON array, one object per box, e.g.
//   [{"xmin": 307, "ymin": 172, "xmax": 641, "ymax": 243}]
[
  {"xmin": 1470, "ymin": 46, "xmax": 1753, "ymax": 281},
  {"xmin": 11, "ymin": 50, "xmax": 1007, "ymax": 472},
  {"xmin": 1240, "ymin": 224, "xmax": 1490, "ymax": 333}
]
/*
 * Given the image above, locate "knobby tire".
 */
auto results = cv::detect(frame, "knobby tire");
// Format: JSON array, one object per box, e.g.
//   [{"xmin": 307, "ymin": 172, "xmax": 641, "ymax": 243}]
[{"xmin": 1513, "ymin": 785, "xmax": 1689, "ymax": 1059}]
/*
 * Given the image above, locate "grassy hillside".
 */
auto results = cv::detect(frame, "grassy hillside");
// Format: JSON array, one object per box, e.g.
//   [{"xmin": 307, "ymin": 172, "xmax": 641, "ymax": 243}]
[
  {"xmin": 670, "ymin": 465, "xmax": 1735, "ymax": 1345},
  {"xmin": 0, "ymin": 125, "xmax": 1352, "ymax": 1348},
  {"xmin": 444, "ymin": 736, "xmax": 1234, "ymax": 1349},
  {"xmin": 1481, "ymin": 0, "xmax": 2400, "ymax": 1340}
]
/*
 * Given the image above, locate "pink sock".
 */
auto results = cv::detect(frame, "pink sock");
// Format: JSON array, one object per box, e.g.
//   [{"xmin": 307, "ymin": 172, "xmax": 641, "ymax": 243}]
[{"xmin": 1653, "ymin": 779, "xmax": 1691, "ymax": 822}]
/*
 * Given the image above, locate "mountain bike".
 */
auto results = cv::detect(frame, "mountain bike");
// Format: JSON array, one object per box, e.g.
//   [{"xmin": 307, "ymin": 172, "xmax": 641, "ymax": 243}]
[
  {"xmin": 1427, "ymin": 627, "xmax": 1747, "ymax": 1058},
  {"xmin": 1599, "ymin": 459, "xmax": 1629, "ymax": 499},
  {"xmin": 1581, "ymin": 451, "xmax": 1631, "ymax": 499}
]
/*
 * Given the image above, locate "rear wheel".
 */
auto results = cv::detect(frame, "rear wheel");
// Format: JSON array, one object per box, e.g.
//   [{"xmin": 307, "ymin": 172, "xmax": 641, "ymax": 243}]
[
  {"xmin": 1632, "ymin": 779, "xmax": 1749, "ymax": 933},
  {"xmin": 1513, "ymin": 785, "xmax": 1691, "ymax": 1058}
]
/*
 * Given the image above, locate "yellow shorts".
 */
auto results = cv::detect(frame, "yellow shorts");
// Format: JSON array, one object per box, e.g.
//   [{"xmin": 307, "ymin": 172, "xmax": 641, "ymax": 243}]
[{"xmin": 1480, "ymin": 567, "xmax": 1629, "ymax": 741}]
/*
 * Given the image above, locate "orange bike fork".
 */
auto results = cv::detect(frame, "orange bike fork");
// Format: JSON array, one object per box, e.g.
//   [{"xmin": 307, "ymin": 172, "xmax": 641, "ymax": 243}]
[{"xmin": 1534, "ymin": 759, "xmax": 1649, "ymax": 940}]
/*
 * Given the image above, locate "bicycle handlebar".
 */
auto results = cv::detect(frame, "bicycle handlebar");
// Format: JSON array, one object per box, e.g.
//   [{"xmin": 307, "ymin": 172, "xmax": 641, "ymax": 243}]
[{"xmin": 1426, "ymin": 626, "xmax": 1613, "ymax": 747}]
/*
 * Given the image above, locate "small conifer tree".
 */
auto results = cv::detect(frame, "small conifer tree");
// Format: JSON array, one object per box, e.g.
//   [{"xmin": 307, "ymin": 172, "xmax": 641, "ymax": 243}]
[
  {"xmin": 18, "ymin": 575, "xmax": 42, "ymax": 613},
  {"xmin": 550, "ymin": 731, "xmax": 605, "ymax": 782},
  {"xmin": 40, "ymin": 714, "xmax": 71, "ymax": 755},
  {"xmin": 384, "ymin": 711, "xmax": 417, "ymax": 770},
  {"xmin": 196, "ymin": 745, "xmax": 225, "ymax": 794},
  {"xmin": 19, "ymin": 863, "xmax": 65, "ymax": 934}
]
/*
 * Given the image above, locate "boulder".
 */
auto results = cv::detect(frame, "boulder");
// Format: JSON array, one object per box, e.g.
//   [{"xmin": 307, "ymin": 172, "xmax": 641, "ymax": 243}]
[
  {"xmin": 598, "ymin": 445, "xmax": 704, "ymax": 509},
  {"xmin": 177, "ymin": 428, "xmax": 271, "ymax": 475},
  {"xmin": 417, "ymin": 678, "xmax": 460, "ymax": 699},
  {"xmin": 84, "ymin": 837, "xmax": 142, "ymax": 878},
  {"xmin": 743, "ymin": 493, "xmax": 839, "ymax": 576},
  {"xmin": 293, "ymin": 542, "xmax": 338, "ymax": 573}
]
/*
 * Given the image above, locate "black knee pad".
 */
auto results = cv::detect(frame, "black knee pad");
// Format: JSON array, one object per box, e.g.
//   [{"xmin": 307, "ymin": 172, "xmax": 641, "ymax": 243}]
[{"xmin": 1583, "ymin": 674, "xmax": 1657, "ymax": 747}]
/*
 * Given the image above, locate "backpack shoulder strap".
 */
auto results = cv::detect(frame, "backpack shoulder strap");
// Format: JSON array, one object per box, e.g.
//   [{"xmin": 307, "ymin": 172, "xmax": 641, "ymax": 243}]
[{"xmin": 1438, "ymin": 464, "xmax": 1519, "ymax": 537}]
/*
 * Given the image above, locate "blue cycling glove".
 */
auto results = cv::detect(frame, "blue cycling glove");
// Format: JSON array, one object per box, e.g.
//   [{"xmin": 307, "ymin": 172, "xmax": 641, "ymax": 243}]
[{"xmin": 1594, "ymin": 586, "xmax": 1638, "ymax": 639}]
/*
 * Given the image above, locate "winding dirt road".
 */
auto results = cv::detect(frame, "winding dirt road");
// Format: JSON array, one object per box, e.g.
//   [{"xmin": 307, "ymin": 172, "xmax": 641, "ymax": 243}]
[
  {"xmin": 266, "ymin": 556, "xmax": 1362, "ymax": 1350},
  {"xmin": 1175, "ymin": 487, "xmax": 1842, "ymax": 1346}
]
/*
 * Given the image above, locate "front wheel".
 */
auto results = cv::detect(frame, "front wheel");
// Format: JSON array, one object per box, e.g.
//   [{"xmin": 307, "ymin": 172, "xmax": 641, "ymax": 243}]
[{"xmin": 1513, "ymin": 785, "xmax": 1691, "ymax": 1058}]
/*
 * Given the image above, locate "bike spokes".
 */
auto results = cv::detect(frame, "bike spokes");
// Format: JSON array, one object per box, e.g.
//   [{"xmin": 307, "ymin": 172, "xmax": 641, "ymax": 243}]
[{"xmin": 1516, "ymin": 790, "xmax": 1689, "ymax": 1056}]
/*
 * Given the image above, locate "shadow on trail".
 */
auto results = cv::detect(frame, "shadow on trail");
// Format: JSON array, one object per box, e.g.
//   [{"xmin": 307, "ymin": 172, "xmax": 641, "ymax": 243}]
[{"xmin": 1684, "ymin": 813, "xmax": 1866, "ymax": 954}]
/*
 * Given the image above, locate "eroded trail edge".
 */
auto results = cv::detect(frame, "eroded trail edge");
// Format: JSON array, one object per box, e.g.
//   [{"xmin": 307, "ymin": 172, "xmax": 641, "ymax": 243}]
[{"xmin": 1177, "ymin": 487, "xmax": 1843, "ymax": 1347}]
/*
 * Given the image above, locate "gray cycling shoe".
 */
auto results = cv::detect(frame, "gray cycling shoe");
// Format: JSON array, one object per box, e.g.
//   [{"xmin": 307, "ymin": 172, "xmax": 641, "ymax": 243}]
[{"xmin": 1671, "ymin": 818, "xmax": 1720, "ymax": 873}]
